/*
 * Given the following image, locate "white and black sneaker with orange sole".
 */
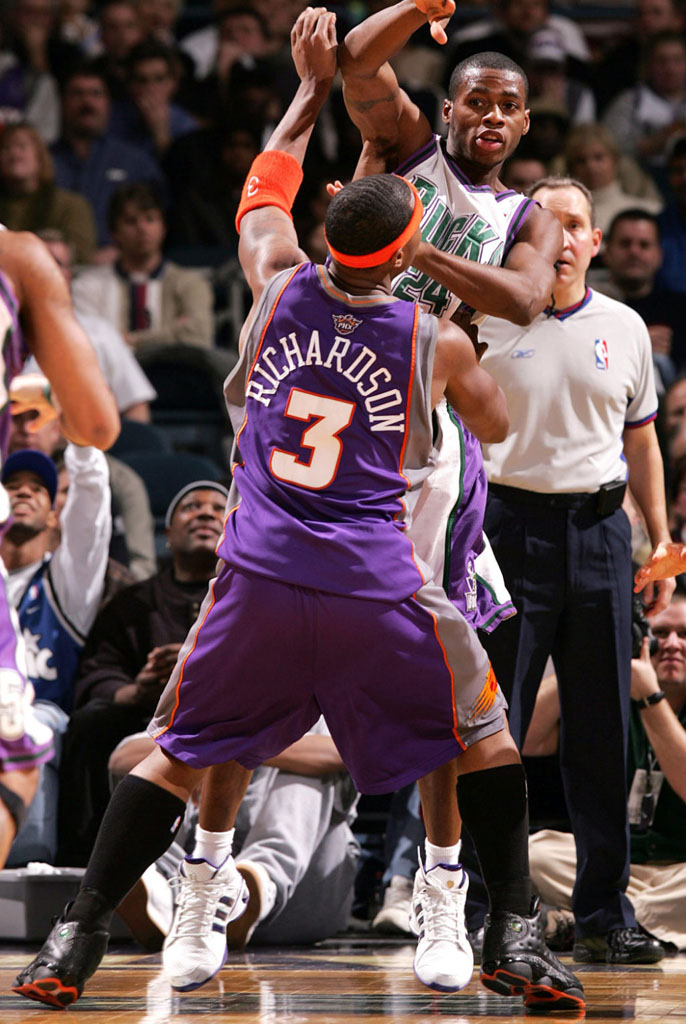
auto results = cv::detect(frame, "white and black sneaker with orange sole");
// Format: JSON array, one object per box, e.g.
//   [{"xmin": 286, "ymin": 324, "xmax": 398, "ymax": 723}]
[
  {"xmin": 480, "ymin": 898, "xmax": 586, "ymax": 1012},
  {"xmin": 13, "ymin": 915, "xmax": 109, "ymax": 1009}
]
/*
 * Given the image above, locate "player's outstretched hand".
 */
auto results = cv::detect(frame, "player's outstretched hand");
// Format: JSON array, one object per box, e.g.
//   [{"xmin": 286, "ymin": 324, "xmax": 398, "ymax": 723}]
[
  {"xmin": 291, "ymin": 6, "xmax": 337, "ymax": 83},
  {"xmin": 635, "ymin": 542, "xmax": 686, "ymax": 592},
  {"xmin": 10, "ymin": 373, "xmax": 59, "ymax": 431},
  {"xmin": 413, "ymin": 0, "xmax": 455, "ymax": 44},
  {"xmin": 326, "ymin": 179, "xmax": 344, "ymax": 197}
]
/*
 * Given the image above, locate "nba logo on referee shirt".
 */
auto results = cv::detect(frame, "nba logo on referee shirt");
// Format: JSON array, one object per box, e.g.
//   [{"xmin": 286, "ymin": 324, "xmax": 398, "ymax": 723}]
[{"xmin": 594, "ymin": 339, "xmax": 609, "ymax": 370}]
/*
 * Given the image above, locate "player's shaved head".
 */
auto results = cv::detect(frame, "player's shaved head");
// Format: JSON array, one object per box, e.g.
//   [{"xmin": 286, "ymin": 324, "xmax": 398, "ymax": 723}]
[
  {"xmin": 325, "ymin": 174, "xmax": 415, "ymax": 258},
  {"xmin": 448, "ymin": 52, "xmax": 529, "ymax": 100}
]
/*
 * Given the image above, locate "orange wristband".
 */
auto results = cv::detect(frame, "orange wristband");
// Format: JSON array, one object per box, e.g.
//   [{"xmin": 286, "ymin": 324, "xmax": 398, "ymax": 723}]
[{"xmin": 235, "ymin": 150, "xmax": 304, "ymax": 233}]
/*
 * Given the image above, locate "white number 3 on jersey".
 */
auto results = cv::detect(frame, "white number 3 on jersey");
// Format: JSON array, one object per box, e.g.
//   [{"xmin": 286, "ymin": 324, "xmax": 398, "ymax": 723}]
[{"xmin": 270, "ymin": 388, "xmax": 355, "ymax": 490}]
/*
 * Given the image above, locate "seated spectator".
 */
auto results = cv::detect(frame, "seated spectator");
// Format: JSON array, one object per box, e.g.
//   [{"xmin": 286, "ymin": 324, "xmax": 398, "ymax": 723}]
[
  {"xmin": 524, "ymin": 593, "xmax": 686, "ymax": 956},
  {"xmin": 165, "ymin": 116, "xmax": 261, "ymax": 253},
  {"xmin": 190, "ymin": 8, "xmax": 276, "ymax": 132},
  {"xmin": 0, "ymin": 123, "xmax": 96, "ymax": 264},
  {"xmin": 593, "ymin": 0, "xmax": 685, "ymax": 114},
  {"xmin": 180, "ymin": 0, "xmax": 271, "ymax": 81},
  {"xmin": 8, "ymin": 398, "xmax": 157, "ymax": 583},
  {"xmin": 72, "ymin": 183, "xmax": 214, "ymax": 349},
  {"xmin": 133, "ymin": 0, "xmax": 197, "ymax": 109},
  {"xmin": 4, "ymin": 0, "xmax": 84, "ymax": 75},
  {"xmin": 661, "ymin": 376, "xmax": 686, "ymax": 470},
  {"xmin": 112, "ymin": 718, "xmax": 360, "ymax": 949},
  {"xmin": 524, "ymin": 28, "xmax": 595, "ymax": 126},
  {"xmin": 35, "ymin": 230, "xmax": 157, "ymax": 421},
  {"xmin": 563, "ymin": 124, "xmax": 663, "ymax": 238},
  {"xmin": 500, "ymin": 154, "xmax": 546, "ymax": 194},
  {"xmin": 50, "ymin": 62, "xmax": 166, "ymax": 260},
  {"xmin": 91, "ymin": 0, "xmax": 144, "ymax": 101},
  {"xmin": 444, "ymin": 0, "xmax": 590, "ymax": 88},
  {"xmin": 602, "ymin": 32, "xmax": 686, "ymax": 179},
  {"xmin": 0, "ymin": 20, "xmax": 60, "ymax": 143},
  {"xmin": 56, "ymin": 0, "xmax": 100, "ymax": 57},
  {"xmin": 135, "ymin": 0, "xmax": 181, "ymax": 48},
  {"xmin": 667, "ymin": 455, "xmax": 686, "ymax": 552},
  {"xmin": 519, "ymin": 98, "xmax": 570, "ymax": 167},
  {"xmin": 1, "ymin": 439, "xmax": 111, "ymax": 865},
  {"xmin": 1, "ymin": 442, "xmax": 110, "ymax": 715},
  {"xmin": 657, "ymin": 136, "xmax": 686, "ymax": 294},
  {"xmin": 109, "ymin": 40, "xmax": 198, "ymax": 160},
  {"xmin": 56, "ymin": 481, "xmax": 229, "ymax": 866},
  {"xmin": 590, "ymin": 210, "xmax": 686, "ymax": 384}
]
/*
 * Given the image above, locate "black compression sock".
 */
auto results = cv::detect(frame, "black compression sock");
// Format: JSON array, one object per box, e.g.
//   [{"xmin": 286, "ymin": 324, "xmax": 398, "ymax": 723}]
[
  {"xmin": 67, "ymin": 775, "xmax": 186, "ymax": 930},
  {"xmin": 457, "ymin": 763, "xmax": 532, "ymax": 917}
]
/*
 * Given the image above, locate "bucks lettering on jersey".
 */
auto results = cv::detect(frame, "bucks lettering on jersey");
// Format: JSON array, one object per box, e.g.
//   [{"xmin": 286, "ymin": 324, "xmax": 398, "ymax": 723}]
[{"xmin": 393, "ymin": 136, "xmax": 535, "ymax": 321}]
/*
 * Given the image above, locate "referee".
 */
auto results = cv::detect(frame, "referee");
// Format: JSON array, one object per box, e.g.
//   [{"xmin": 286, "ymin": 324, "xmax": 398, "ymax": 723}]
[{"xmin": 478, "ymin": 176, "xmax": 674, "ymax": 965}]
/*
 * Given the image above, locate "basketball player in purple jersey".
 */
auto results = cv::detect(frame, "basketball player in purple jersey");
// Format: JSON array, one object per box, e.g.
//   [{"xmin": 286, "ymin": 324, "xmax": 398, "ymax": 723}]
[
  {"xmin": 14, "ymin": 7, "xmax": 583, "ymax": 1013},
  {"xmin": 0, "ymin": 230, "xmax": 119, "ymax": 867}
]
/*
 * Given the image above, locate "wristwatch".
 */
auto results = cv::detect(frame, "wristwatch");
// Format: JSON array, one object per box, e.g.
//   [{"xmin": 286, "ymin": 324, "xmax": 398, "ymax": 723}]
[{"xmin": 637, "ymin": 690, "xmax": 666, "ymax": 709}]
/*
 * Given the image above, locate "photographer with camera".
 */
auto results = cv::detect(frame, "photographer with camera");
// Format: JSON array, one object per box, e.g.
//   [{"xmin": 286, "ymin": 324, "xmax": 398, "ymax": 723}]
[{"xmin": 524, "ymin": 591, "xmax": 686, "ymax": 955}]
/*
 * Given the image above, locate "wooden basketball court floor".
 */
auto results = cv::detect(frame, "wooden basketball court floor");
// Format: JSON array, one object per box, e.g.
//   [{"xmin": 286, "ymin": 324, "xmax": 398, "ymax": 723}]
[{"xmin": 0, "ymin": 938, "xmax": 683, "ymax": 1023}]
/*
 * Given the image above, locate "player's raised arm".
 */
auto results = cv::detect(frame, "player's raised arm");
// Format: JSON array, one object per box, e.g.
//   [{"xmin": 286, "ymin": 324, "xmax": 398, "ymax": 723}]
[
  {"xmin": 5, "ymin": 232, "xmax": 119, "ymax": 450},
  {"xmin": 236, "ymin": 7, "xmax": 337, "ymax": 306},
  {"xmin": 339, "ymin": 0, "xmax": 453, "ymax": 169},
  {"xmin": 432, "ymin": 318, "xmax": 509, "ymax": 443},
  {"xmin": 414, "ymin": 200, "xmax": 563, "ymax": 326}
]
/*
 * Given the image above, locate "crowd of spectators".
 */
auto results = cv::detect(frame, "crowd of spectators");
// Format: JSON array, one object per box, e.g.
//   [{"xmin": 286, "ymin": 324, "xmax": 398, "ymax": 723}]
[{"xmin": 1, "ymin": 0, "xmax": 685, "ymax": 954}]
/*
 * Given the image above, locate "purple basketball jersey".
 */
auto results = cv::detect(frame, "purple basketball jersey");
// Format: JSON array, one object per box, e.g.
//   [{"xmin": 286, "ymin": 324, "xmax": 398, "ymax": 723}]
[
  {"xmin": 219, "ymin": 263, "xmax": 438, "ymax": 601},
  {"xmin": 0, "ymin": 267, "xmax": 28, "ymax": 471}
]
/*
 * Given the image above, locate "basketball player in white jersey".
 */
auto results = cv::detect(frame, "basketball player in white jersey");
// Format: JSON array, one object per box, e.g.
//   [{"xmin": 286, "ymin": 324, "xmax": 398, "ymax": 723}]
[{"xmin": 338, "ymin": 0, "xmax": 567, "ymax": 998}]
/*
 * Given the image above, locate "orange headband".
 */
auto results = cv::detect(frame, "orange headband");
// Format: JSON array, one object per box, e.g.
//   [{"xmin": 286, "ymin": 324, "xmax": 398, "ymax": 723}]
[{"xmin": 325, "ymin": 178, "xmax": 424, "ymax": 269}]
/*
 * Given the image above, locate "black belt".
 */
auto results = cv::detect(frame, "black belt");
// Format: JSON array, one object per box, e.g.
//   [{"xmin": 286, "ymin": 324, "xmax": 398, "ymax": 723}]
[{"xmin": 488, "ymin": 481, "xmax": 627, "ymax": 516}]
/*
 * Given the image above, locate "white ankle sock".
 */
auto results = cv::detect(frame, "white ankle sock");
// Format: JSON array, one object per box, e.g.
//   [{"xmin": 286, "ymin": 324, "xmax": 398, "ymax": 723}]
[
  {"xmin": 192, "ymin": 825, "xmax": 235, "ymax": 867},
  {"xmin": 425, "ymin": 838, "xmax": 461, "ymax": 870}
]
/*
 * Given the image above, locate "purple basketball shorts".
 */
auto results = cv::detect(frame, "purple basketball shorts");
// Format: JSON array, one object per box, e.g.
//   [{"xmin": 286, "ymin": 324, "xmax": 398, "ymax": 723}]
[{"xmin": 150, "ymin": 563, "xmax": 507, "ymax": 794}]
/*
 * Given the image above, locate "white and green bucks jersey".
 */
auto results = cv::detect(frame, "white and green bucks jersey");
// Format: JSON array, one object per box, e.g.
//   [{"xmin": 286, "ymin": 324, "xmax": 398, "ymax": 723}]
[{"xmin": 392, "ymin": 135, "xmax": 536, "ymax": 322}]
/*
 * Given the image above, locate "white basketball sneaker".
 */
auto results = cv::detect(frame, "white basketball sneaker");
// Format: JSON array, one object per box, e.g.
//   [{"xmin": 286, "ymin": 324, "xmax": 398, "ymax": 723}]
[
  {"xmin": 372, "ymin": 875, "xmax": 414, "ymax": 934},
  {"xmin": 162, "ymin": 856, "xmax": 249, "ymax": 991},
  {"xmin": 410, "ymin": 854, "xmax": 474, "ymax": 992}
]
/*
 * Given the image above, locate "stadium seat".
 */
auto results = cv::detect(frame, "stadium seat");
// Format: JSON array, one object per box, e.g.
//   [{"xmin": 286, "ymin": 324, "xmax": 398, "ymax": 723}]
[
  {"xmin": 136, "ymin": 344, "xmax": 237, "ymax": 467},
  {"xmin": 108, "ymin": 418, "xmax": 171, "ymax": 458}
]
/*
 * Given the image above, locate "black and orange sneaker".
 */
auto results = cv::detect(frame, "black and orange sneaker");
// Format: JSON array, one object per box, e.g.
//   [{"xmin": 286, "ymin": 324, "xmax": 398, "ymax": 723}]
[
  {"xmin": 480, "ymin": 898, "xmax": 585, "ymax": 1013},
  {"xmin": 12, "ymin": 914, "xmax": 109, "ymax": 1009}
]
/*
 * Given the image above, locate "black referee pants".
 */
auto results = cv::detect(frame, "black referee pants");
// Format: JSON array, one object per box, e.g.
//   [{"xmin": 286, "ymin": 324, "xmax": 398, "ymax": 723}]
[{"xmin": 482, "ymin": 489, "xmax": 636, "ymax": 937}]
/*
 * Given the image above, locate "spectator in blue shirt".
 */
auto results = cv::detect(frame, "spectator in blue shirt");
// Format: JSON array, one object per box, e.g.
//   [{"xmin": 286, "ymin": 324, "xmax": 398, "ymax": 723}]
[
  {"xmin": 50, "ymin": 62, "xmax": 166, "ymax": 262},
  {"xmin": 109, "ymin": 41, "xmax": 198, "ymax": 160}
]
